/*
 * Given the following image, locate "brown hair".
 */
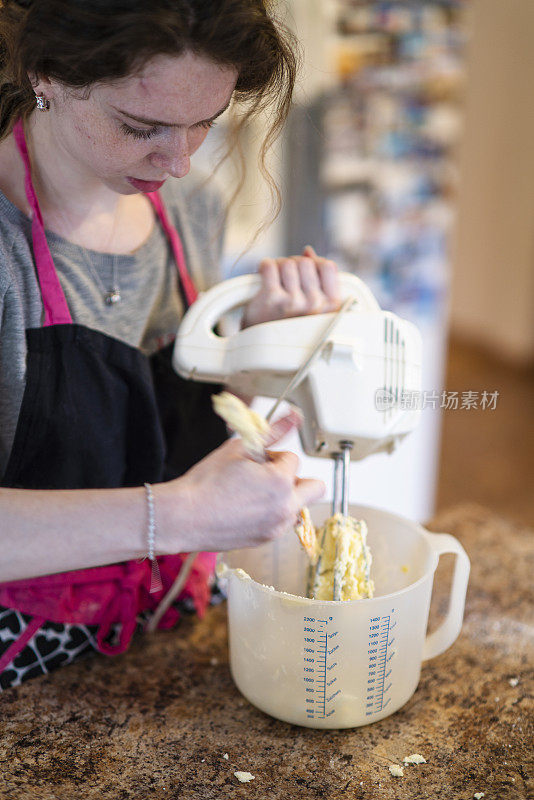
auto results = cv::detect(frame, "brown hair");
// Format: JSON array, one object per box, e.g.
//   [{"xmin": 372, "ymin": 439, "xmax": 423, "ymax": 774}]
[{"xmin": 0, "ymin": 0, "xmax": 299, "ymax": 230}]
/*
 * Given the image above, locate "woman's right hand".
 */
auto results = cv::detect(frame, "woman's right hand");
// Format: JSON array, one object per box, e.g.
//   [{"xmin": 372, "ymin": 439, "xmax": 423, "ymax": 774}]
[{"xmin": 162, "ymin": 410, "xmax": 326, "ymax": 553}]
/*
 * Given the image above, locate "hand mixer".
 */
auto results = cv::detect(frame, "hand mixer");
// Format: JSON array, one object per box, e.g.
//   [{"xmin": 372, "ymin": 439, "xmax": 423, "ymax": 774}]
[{"xmin": 148, "ymin": 271, "xmax": 423, "ymax": 625}]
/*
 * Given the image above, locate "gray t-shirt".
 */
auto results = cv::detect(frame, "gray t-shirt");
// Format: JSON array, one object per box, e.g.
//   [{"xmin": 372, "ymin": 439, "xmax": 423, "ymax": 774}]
[{"xmin": 0, "ymin": 172, "xmax": 226, "ymax": 477}]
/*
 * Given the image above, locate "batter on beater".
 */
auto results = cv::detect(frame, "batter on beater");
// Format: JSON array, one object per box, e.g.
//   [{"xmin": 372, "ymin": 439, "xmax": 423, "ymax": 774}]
[{"xmin": 306, "ymin": 513, "xmax": 374, "ymax": 601}]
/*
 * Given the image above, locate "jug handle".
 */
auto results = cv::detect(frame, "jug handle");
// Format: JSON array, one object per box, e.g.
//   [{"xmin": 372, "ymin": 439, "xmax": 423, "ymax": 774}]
[{"xmin": 422, "ymin": 532, "xmax": 470, "ymax": 661}]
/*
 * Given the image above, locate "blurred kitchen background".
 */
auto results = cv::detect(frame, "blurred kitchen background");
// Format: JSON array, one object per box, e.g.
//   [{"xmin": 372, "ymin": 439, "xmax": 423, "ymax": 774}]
[{"xmin": 194, "ymin": 0, "xmax": 534, "ymax": 528}]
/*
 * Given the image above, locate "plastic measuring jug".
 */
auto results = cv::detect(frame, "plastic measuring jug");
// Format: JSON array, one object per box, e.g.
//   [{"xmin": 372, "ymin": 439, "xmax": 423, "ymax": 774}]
[{"xmin": 217, "ymin": 502, "xmax": 470, "ymax": 729}]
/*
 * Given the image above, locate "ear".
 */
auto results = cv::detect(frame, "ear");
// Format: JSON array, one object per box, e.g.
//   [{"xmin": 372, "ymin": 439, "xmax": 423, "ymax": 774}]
[{"xmin": 27, "ymin": 72, "xmax": 52, "ymax": 95}]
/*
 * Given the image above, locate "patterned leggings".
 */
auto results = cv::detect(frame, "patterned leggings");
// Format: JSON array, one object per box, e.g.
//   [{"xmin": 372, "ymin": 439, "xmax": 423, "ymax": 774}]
[{"xmin": 0, "ymin": 580, "xmax": 225, "ymax": 690}]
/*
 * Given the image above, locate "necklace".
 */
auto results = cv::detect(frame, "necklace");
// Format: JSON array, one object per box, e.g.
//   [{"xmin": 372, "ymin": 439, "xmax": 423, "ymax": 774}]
[
  {"xmin": 81, "ymin": 251, "xmax": 122, "ymax": 306},
  {"xmin": 80, "ymin": 199, "xmax": 126, "ymax": 306},
  {"xmin": 75, "ymin": 197, "xmax": 128, "ymax": 306},
  {"xmin": 24, "ymin": 122, "xmax": 125, "ymax": 306}
]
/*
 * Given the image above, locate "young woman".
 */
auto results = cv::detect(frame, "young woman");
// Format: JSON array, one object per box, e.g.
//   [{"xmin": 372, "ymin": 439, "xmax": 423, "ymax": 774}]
[{"xmin": 0, "ymin": 0, "xmax": 341, "ymax": 688}]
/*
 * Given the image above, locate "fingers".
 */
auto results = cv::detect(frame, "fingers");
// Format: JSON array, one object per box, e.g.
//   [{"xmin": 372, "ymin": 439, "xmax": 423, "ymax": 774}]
[
  {"xmin": 258, "ymin": 258, "xmax": 282, "ymax": 293},
  {"xmin": 298, "ymin": 257, "xmax": 325, "ymax": 313},
  {"xmin": 265, "ymin": 447, "xmax": 300, "ymax": 475},
  {"xmin": 276, "ymin": 255, "xmax": 340, "ymax": 316},
  {"xmin": 263, "ymin": 407, "xmax": 303, "ymax": 448},
  {"xmin": 265, "ymin": 448, "xmax": 327, "ymax": 504},
  {"xmin": 279, "ymin": 248, "xmax": 341, "ymax": 314},
  {"xmin": 278, "ymin": 259, "xmax": 308, "ymax": 315},
  {"xmin": 243, "ymin": 250, "xmax": 341, "ymax": 328},
  {"xmin": 301, "ymin": 245, "xmax": 341, "ymax": 310},
  {"xmin": 294, "ymin": 476, "xmax": 327, "ymax": 507},
  {"xmin": 318, "ymin": 261, "xmax": 341, "ymax": 309},
  {"xmin": 265, "ymin": 453, "xmax": 326, "ymax": 525},
  {"xmin": 262, "ymin": 250, "xmax": 339, "ymax": 308},
  {"xmin": 278, "ymin": 258, "xmax": 300, "ymax": 294}
]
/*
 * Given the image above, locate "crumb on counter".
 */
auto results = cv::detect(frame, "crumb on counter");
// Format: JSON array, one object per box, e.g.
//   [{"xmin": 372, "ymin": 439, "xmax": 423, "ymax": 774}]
[
  {"xmin": 234, "ymin": 771, "xmax": 255, "ymax": 783},
  {"xmin": 403, "ymin": 753, "xmax": 426, "ymax": 765},
  {"xmin": 474, "ymin": 793, "xmax": 485, "ymax": 799},
  {"xmin": 401, "ymin": 564, "xmax": 409, "ymax": 573},
  {"xmin": 223, "ymin": 753, "xmax": 229, "ymax": 760},
  {"xmin": 509, "ymin": 677, "xmax": 519, "ymax": 687},
  {"xmin": 389, "ymin": 764, "xmax": 404, "ymax": 777}
]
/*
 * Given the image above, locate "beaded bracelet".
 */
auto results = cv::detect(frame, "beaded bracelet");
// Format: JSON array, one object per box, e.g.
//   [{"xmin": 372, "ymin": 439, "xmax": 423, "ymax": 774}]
[{"xmin": 144, "ymin": 482, "xmax": 163, "ymax": 594}]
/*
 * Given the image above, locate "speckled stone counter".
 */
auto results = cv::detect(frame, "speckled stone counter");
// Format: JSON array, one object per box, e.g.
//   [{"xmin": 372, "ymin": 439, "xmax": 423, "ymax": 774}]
[{"xmin": 0, "ymin": 503, "xmax": 532, "ymax": 800}]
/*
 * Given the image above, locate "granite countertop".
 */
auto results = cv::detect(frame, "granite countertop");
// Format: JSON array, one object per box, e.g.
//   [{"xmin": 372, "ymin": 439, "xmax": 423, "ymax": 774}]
[{"xmin": 0, "ymin": 503, "xmax": 532, "ymax": 800}]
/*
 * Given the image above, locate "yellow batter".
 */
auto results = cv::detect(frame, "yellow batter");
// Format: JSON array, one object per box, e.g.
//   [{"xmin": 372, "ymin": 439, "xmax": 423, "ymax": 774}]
[
  {"xmin": 310, "ymin": 513, "xmax": 374, "ymax": 600},
  {"xmin": 212, "ymin": 391, "xmax": 270, "ymax": 460}
]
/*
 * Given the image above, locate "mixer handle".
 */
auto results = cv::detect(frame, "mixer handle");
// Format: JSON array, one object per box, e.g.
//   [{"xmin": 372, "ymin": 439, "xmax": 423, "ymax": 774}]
[{"xmin": 173, "ymin": 272, "xmax": 381, "ymax": 381}]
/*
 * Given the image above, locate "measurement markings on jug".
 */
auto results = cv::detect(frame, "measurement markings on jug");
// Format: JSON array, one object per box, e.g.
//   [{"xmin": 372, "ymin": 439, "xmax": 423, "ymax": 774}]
[
  {"xmin": 365, "ymin": 610, "xmax": 397, "ymax": 716},
  {"xmin": 302, "ymin": 616, "xmax": 338, "ymax": 720}
]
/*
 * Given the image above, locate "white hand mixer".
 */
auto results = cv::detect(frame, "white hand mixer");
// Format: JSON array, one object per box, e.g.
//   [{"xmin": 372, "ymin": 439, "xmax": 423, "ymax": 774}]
[
  {"xmin": 147, "ymin": 272, "xmax": 422, "ymax": 627},
  {"xmin": 173, "ymin": 272, "xmax": 422, "ymax": 461},
  {"xmin": 175, "ymin": 270, "xmax": 421, "ymax": 514}
]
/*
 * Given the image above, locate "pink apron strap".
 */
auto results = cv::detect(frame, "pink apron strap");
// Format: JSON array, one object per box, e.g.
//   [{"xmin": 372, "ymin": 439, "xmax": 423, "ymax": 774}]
[
  {"xmin": 12, "ymin": 119, "xmax": 72, "ymax": 327},
  {"xmin": 0, "ymin": 615, "xmax": 45, "ymax": 674},
  {"xmin": 146, "ymin": 190, "xmax": 198, "ymax": 307}
]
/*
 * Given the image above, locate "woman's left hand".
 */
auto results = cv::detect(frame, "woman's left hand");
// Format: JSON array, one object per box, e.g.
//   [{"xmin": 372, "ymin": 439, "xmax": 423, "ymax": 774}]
[{"xmin": 241, "ymin": 245, "xmax": 342, "ymax": 329}]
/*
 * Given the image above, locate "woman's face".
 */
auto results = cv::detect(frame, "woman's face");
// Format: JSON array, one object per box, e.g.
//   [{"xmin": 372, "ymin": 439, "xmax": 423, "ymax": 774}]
[{"xmin": 38, "ymin": 51, "xmax": 238, "ymax": 194}]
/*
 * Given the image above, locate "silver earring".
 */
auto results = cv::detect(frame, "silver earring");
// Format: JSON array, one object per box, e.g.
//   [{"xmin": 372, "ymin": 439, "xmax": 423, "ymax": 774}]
[{"xmin": 35, "ymin": 94, "xmax": 50, "ymax": 112}]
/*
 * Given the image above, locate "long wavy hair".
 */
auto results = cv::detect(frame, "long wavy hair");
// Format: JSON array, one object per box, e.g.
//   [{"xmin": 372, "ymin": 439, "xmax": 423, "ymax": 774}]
[{"xmin": 0, "ymin": 0, "xmax": 299, "ymax": 230}]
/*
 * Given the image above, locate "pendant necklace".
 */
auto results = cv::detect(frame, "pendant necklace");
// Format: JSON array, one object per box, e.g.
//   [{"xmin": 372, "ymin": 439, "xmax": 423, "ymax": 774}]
[
  {"xmin": 80, "ymin": 199, "xmax": 126, "ymax": 306},
  {"xmin": 82, "ymin": 252, "xmax": 122, "ymax": 306}
]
